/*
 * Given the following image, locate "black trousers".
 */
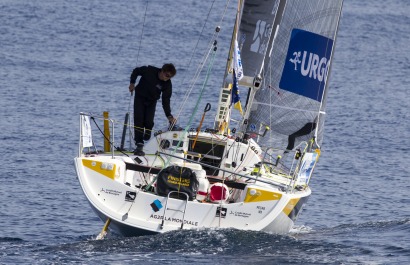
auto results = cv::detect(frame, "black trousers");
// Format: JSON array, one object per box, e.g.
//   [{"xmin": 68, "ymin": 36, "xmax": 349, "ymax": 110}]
[
  {"xmin": 286, "ymin": 122, "xmax": 316, "ymax": 151},
  {"xmin": 134, "ymin": 96, "xmax": 156, "ymax": 145}
]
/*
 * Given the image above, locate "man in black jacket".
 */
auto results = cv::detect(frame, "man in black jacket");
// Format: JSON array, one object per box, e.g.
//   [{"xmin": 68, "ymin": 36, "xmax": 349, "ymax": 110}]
[{"xmin": 129, "ymin": 63, "xmax": 177, "ymax": 156}]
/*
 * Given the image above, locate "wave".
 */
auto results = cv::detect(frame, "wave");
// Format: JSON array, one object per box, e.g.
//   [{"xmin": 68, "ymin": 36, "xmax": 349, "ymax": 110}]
[
  {"xmin": 4, "ymin": 221, "xmax": 409, "ymax": 264},
  {"xmin": 0, "ymin": 237, "xmax": 24, "ymax": 242},
  {"xmin": 300, "ymin": 218, "xmax": 410, "ymax": 236}
]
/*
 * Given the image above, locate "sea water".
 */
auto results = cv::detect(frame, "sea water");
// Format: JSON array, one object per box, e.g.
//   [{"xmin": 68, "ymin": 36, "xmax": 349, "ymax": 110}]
[{"xmin": 1, "ymin": 0, "xmax": 409, "ymax": 264}]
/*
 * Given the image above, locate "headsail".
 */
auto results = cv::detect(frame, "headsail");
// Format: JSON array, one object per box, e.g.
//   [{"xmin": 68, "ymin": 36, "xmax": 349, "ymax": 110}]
[
  {"xmin": 245, "ymin": 0, "xmax": 343, "ymax": 152},
  {"xmin": 216, "ymin": 0, "xmax": 280, "ymax": 131},
  {"xmin": 237, "ymin": 0, "xmax": 280, "ymax": 87}
]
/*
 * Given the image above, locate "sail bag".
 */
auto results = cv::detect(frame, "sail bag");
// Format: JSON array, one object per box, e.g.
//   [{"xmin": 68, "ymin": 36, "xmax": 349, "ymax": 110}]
[{"xmin": 155, "ymin": 166, "xmax": 199, "ymax": 200}]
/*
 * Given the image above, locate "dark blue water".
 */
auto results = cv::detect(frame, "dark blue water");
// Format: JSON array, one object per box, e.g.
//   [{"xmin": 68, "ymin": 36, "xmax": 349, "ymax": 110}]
[{"xmin": 1, "ymin": 0, "xmax": 409, "ymax": 264}]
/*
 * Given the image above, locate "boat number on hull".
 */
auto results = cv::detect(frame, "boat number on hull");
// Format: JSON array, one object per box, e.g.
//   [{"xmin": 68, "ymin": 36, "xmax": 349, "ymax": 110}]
[{"xmin": 257, "ymin": 205, "xmax": 265, "ymax": 214}]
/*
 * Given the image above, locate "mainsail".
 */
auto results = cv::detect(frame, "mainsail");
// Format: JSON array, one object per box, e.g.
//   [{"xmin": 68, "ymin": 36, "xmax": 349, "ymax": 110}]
[{"xmin": 242, "ymin": 0, "xmax": 343, "ymax": 152}]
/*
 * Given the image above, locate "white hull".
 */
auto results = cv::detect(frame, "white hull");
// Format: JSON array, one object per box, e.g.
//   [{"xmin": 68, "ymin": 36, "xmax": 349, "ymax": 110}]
[{"xmin": 74, "ymin": 130, "xmax": 312, "ymax": 236}]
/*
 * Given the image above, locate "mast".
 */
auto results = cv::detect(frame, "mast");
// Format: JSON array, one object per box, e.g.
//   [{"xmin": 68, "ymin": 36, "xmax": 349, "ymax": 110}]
[
  {"xmin": 240, "ymin": 0, "xmax": 287, "ymax": 133},
  {"xmin": 214, "ymin": 0, "xmax": 244, "ymax": 132},
  {"xmin": 223, "ymin": 0, "xmax": 243, "ymax": 89}
]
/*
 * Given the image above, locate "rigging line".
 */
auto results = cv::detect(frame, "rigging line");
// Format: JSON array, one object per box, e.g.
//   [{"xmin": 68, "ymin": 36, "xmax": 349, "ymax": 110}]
[
  {"xmin": 186, "ymin": 49, "xmax": 219, "ymax": 132},
  {"xmin": 90, "ymin": 117, "xmax": 129, "ymax": 157},
  {"xmin": 173, "ymin": 43, "xmax": 216, "ymax": 126},
  {"xmin": 135, "ymin": 0, "xmax": 149, "ymax": 65},
  {"xmin": 175, "ymin": 38, "xmax": 218, "ymax": 120},
  {"xmin": 165, "ymin": 47, "xmax": 219, "ymax": 167},
  {"xmin": 175, "ymin": 53, "xmax": 211, "ymax": 121},
  {"xmin": 233, "ymin": 139, "xmax": 242, "ymax": 163},
  {"xmin": 195, "ymin": 0, "xmax": 232, "ymax": 70},
  {"xmin": 216, "ymin": 0, "xmax": 232, "ymax": 38},
  {"xmin": 175, "ymin": 33, "xmax": 220, "ymax": 121},
  {"xmin": 176, "ymin": 0, "xmax": 216, "ymax": 95},
  {"xmin": 127, "ymin": 94, "xmax": 134, "ymax": 147},
  {"xmin": 252, "ymin": 101, "xmax": 327, "ymax": 115},
  {"xmin": 127, "ymin": 0, "xmax": 148, "ymax": 148},
  {"xmin": 218, "ymin": 139, "xmax": 239, "ymax": 178},
  {"xmin": 314, "ymin": 0, "xmax": 344, "ymax": 147},
  {"xmin": 169, "ymin": 46, "xmax": 214, "ymax": 132},
  {"xmin": 174, "ymin": 0, "xmax": 232, "ymax": 121},
  {"xmin": 91, "ymin": 114, "xmax": 155, "ymax": 142}
]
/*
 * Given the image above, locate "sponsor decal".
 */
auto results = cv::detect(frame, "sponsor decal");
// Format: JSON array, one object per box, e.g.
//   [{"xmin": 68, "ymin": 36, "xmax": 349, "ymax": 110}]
[
  {"xmin": 125, "ymin": 191, "xmax": 136, "ymax": 202},
  {"xmin": 216, "ymin": 206, "xmax": 227, "ymax": 218},
  {"xmin": 233, "ymin": 39, "xmax": 243, "ymax": 80},
  {"xmin": 297, "ymin": 153, "xmax": 318, "ymax": 185},
  {"xmin": 280, "ymin": 29, "xmax": 333, "ymax": 102},
  {"xmin": 81, "ymin": 115, "xmax": 93, "ymax": 148},
  {"xmin": 150, "ymin": 214, "xmax": 199, "ymax": 226},
  {"xmin": 100, "ymin": 188, "xmax": 121, "ymax": 196},
  {"xmin": 167, "ymin": 175, "xmax": 191, "ymax": 187},
  {"xmin": 250, "ymin": 20, "xmax": 272, "ymax": 54},
  {"xmin": 150, "ymin": 199, "xmax": 163, "ymax": 212},
  {"xmin": 229, "ymin": 210, "xmax": 251, "ymax": 218}
]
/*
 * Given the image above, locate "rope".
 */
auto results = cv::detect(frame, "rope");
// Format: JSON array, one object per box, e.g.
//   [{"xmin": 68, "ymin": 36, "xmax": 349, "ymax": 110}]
[
  {"xmin": 90, "ymin": 117, "xmax": 129, "ymax": 157},
  {"xmin": 174, "ymin": 0, "xmax": 232, "ymax": 125},
  {"xmin": 135, "ymin": 0, "xmax": 149, "ymax": 65},
  {"xmin": 127, "ymin": 0, "xmax": 149, "ymax": 147},
  {"xmin": 127, "ymin": 95, "xmax": 134, "ymax": 150},
  {"xmin": 175, "ymin": 0, "xmax": 217, "ymax": 93},
  {"xmin": 164, "ymin": 44, "xmax": 219, "ymax": 169}
]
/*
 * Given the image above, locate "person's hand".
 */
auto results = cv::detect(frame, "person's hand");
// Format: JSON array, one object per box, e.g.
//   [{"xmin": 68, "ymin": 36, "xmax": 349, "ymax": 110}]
[
  {"xmin": 167, "ymin": 116, "xmax": 177, "ymax": 124},
  {"xmin": 129, "ymin": 84, "xmax": 135, "ymax": 95}
]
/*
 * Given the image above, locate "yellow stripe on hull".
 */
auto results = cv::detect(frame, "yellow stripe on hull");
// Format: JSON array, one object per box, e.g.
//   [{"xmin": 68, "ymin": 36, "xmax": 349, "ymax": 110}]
[
  {"xmin": 82, "ymin": 159, "xmax": 116, "ymax": 180},
  {"xmin": 243, "ymin": 188, "xmax": 282, "ymax": 203},
  {"xmin": 282, "ymin": 198, "xmax": 300, "ymax": 216}
]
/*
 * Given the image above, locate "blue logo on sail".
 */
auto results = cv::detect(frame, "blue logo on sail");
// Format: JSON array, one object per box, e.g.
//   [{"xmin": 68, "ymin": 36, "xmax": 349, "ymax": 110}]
[{"xmin": 279, "ymin": 29, "xmax": 333, "ymax": 102}]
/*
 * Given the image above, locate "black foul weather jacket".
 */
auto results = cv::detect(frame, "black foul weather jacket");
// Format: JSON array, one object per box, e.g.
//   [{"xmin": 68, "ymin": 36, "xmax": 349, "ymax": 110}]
[{"xmin": 130, "ymin": 65, "xmax": 173, "ymax": 117}]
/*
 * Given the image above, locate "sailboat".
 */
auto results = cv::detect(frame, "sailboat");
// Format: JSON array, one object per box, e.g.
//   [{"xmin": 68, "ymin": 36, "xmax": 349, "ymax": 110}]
[{"xmin": 74, "ymin": 0, "xmax": 343, "ymax": 237}]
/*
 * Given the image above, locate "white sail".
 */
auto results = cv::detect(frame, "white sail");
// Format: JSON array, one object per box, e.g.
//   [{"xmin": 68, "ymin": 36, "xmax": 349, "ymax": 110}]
[{"xmin": 245, "ymin": 0, "xmax": 344, "ymax": 151}]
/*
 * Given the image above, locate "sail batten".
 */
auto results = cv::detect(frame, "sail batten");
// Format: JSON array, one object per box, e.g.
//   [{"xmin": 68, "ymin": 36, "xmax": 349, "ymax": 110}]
[{"xmin": 252, "ymin": 101, "xmax": 326, "ymax": 114}]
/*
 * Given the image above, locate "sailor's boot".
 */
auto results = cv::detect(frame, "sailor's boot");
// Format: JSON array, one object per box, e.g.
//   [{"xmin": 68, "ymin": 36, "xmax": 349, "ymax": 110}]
[{"xmin": 133, "ymin": 143, "xmax": 145, "ymax": 156}]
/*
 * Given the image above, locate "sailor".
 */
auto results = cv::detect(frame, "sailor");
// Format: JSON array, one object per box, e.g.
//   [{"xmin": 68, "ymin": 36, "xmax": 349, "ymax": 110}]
[{"xmin": 129, "ymin": 63, "xmax": 177, "ymax": 156}]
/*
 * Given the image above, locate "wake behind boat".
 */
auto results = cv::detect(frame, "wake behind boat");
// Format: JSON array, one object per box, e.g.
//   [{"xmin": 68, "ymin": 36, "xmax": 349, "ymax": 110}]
[{"xmin": 74, "ymin": 0, "xmax": 343, "ymax": 238}]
